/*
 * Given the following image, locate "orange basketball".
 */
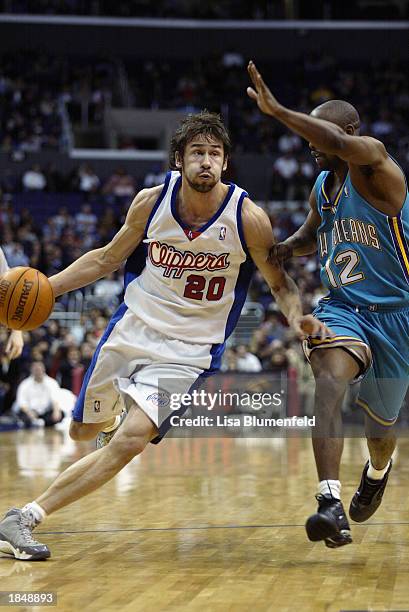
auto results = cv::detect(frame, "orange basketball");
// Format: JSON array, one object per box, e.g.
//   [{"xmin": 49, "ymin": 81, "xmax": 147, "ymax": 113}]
[{"xmin": 0, "ymin": 267, "xmax": 55, "ymax": 331}]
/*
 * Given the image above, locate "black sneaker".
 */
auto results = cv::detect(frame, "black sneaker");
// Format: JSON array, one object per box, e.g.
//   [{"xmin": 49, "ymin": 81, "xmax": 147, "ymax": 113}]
[
  {"xmin": 349, "ymin": 460, "xmax": 392, "ymax": 523},
  {"xmin": 305, "ymin": 495, "xmax": 352, "ymax": 548}
]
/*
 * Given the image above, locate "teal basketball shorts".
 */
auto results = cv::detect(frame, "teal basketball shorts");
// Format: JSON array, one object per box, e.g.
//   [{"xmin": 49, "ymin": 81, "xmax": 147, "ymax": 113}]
[{"xmin": 304, "ymin": 298, "xmax": 409, "ymax": 426}]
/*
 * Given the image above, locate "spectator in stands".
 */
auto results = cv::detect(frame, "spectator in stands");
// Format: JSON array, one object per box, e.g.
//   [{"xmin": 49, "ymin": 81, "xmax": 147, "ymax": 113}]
[
  {"xmin": 75, "ymin": 203, "xmax": 97, "ymax": 235},
  {"xmin": 260, "ymin": 310, "xmax": 287, "ymax": 342},
  {"xmin": 250, "ymin": 312, "xmax": 288, "ymax": 370},
  {"xmin": 221, "ymin": 347, "xmax": 238, "ymax": 372},
  {"xmin": 98, "ymin": 207, "xmax": 119, "ymax": 241},
  {"xmin": 270, "ymin": 341, "xmax": 290, "ymax": 374},
  {"xmin": 371, "ymin": 109, "xmax": 394, "ymax": 139},
  {"xmin": 277, "ymin": 133, "xmax": 302, "ymax": 154},
  {"xmin": 222, "ymin": 49, "xmax": 245, "ymax": 69},
  {"xmin": 0, "ymin": 325, "xmax": 23, "ymax": 416},
  {"xmin": 22, "ymin": 164, "xmax": 47, "ymax": 191},
  {"xmin": 92, "ymin": 315, "xmax": 108, "ymax": 341},
  {"xmin": 93, "ymin": 272, "xmax": 123, "ymax": 309},
  {"xmin": 2, "ymin": 241, "xmax": 30, "ymax": 268},
  {"xmin": 143, "ymin": 167, "xmax": 167, "ymax": 188},
  {"xmin": 291, "ymin": 203, "xmax": 309, "ymax": 228},
  {"xmin": 76, "ymin": 164, "xmax": 101, "ymax": 196},
  {"xmin": 272, "ymin": 153, "xmax": 299, "ymax": 200},
  {"xmin": 80, "ymin": 342, "xmax": 94, "ymax": 371},
  {"xmin": 0, "ymin": 203, "xmax": 18, "ymax": 226},
  {"xmin": 15, "ymin": 361, "xmax": 64, "ymax": 428},
  {"xmin": 102, "ymin": 167, "xmax": 136, "ymax": 204},
  {"xmin": 235, "ymin": 344, "xmax": 262, "ymax": 373},
  {"xmin": 50, "ymin": 207, "xmax": 73, "ymax": 235},
  {"xmin": 57, "ymin": 347, "xmax": 84, "ymax": 396}
]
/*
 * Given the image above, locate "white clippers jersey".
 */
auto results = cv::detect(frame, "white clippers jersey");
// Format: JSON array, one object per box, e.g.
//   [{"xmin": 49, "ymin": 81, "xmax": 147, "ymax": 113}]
[{"xmin": 123, "ymin": 171, "xmax": 254, "ymax": 354}]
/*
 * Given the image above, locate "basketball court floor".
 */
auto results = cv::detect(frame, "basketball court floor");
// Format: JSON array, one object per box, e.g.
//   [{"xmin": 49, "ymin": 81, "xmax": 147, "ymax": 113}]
[{"xmin": 1, "ymin": 424, "xmax": 409, "ymax": 611}]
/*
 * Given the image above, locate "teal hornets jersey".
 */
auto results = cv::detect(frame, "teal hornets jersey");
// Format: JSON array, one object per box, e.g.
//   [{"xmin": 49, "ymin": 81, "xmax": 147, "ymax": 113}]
[{"xmin": 315, "ymin": 166, "xmax": 409, "ymax": 307}]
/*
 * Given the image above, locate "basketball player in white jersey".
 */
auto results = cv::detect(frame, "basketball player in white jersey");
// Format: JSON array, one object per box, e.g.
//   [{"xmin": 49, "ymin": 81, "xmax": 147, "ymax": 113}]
[
  {"xmin": 0, "ymin": 247, "xmax": 24, "ymax": 360},
  {"xmin": 0, "ymin": 111, "xmax": 329, "ymax": 560}
]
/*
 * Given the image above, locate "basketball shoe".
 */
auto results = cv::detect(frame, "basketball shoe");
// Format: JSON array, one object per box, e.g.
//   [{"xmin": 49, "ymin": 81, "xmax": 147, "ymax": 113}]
[
  {"xmin": 96, "ymin": 409, "xmax": 127, "ymax": 449},
  {"xmin": 349, "ymin": 459, "xmax": 392, "ymax": 523},
  {"xmin": 0, "ymin": 508, "xmax": 50, "ymax": 560},
  {"xmin": 305, "ymin": 494, "xmax": 352, "ymax": 548}
]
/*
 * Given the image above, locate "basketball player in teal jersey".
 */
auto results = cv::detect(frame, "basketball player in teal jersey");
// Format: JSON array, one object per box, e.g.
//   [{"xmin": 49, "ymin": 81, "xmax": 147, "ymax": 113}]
[{"xmin": 248, "ymin": 61, "xmax": 409, "ymax": 547}]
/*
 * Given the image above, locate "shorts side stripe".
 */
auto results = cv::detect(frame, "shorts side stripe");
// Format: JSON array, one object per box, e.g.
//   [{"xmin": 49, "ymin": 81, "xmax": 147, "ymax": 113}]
[
  {"xmin": 356, "ymin": 397, "xmax": 397, "ymax": 427},
  {"xmin": 307, "ymin": 335, "xmax": 367, "ymax": 348},
  {"xmin": 72, "ymin": 302, "xmax": 128, "ymax": 422}
]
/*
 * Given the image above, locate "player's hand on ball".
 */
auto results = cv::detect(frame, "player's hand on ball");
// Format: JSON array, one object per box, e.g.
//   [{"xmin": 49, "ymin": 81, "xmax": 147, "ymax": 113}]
[
  {"xmin": 247, "ymin": 60, "xmax": 282, "ymax": 117},
  {"xmin": 5, "ymin": 330, "xmax": 24, "ymax": 360},
  {"xmin": 0, "ymin": 267, "xmax": 54, "ymax": 331},
  {"xmin": 290, "ymin": 314, "xmax": 333, "ymax": 341},
  {"xmin": 269, "ymin": 243, "xmax": 293, "ymax": 266}
]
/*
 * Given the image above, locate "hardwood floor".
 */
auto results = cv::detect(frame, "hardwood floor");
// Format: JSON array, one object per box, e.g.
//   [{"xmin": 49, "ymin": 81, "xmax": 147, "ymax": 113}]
[{"xmin": 1, "ymin": 425, "xmax": 409, "ymax": 611}]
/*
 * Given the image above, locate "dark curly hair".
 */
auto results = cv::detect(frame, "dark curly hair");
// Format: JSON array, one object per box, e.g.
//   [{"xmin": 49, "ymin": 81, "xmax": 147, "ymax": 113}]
[{"xmin": 169, "ymin": 110, "xmax": 231, "ymax": 169}]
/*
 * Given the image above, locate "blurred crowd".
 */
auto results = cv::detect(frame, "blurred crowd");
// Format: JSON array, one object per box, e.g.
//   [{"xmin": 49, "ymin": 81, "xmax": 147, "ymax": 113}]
[
  {"xmin": 125, "ymin": 53, "xmax": 409, "ymax": 174},
  {"xmin": 0, "ymin": 51, "xmax": 115, "ymax": 153},
  {"xmin": 1, "ymin": 51, "xmax": 408, "ymax": 184},
  {"xmin": 6, "ymin": 164, "xmax": 138, "ymax": 202},
  {"xmin": 1, "ymin": 0, "xmax": 406, "ymax": 19},
  {"xmin": 0, "ymin": 0, "xmax": 293, "ymax": 19}
]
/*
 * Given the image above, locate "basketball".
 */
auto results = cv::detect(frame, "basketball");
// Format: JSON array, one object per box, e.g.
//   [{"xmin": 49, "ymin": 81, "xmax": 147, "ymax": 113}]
[{"xmin": 0, "ymin": 267, "xmax": 55, "ymax": 331}]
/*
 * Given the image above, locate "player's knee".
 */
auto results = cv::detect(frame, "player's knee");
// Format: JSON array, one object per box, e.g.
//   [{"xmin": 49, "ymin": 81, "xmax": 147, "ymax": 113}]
[
  {"xmin": 69, "ymin": 421, "xmax": 100, "ymax": 441},
  {"xmin": 311, "ymin": 352, "xmax": 352, "ymax": 388},
  {"xmin": 312, "ymin": 364, "xmax": 350, "ymax": 411},
  {"xmin": 109, "ymin": 430, "xmax": 150, "ymax": 462}
]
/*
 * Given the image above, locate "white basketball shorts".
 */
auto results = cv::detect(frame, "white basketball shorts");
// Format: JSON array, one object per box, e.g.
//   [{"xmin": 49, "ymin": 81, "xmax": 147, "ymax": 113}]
[{"xmin": 72, "ymin": 303, "xmax": 216, "ymax": 442}]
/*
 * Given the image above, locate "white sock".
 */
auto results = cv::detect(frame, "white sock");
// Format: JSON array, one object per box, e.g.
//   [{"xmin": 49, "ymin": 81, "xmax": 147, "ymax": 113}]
[
  {"xmin": 101, "ymin": 415, "xmax": 121, "ymax": 433},
  {"xmin": 21, "ymin": 501, "xmax": 47, "ymax": 525},
  {"xmin": 317, "ymin": 479, "xmax": 341, "ymax": 500},
  {"xmin": 367, "ymin": 458, "xmax": 391, "ymax": 480}
]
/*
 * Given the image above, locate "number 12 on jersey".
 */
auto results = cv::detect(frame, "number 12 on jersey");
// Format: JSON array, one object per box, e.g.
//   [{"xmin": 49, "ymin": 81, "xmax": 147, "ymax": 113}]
[{"xmin": 325, "ymin": 249, "xmax": 365, "ymax": 288}]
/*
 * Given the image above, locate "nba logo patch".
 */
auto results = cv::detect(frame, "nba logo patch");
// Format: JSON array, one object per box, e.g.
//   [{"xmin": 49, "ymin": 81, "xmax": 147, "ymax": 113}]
[
  {"xmin": 219, "ymin": 227, "xmax": 226, "ymax": 240},
  {"xmin": 344, "ymin": 186, "xmax": 349, "ymax": 197},
  {"xmin": 94, "ymin": 400, "xmax": 101, "ymax": 412}
]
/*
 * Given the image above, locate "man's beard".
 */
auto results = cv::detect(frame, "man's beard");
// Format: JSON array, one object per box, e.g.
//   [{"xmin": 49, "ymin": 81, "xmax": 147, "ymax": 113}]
[{"xmin": 185, "ymin": 173, "xmax": 218, "ymax": 193}]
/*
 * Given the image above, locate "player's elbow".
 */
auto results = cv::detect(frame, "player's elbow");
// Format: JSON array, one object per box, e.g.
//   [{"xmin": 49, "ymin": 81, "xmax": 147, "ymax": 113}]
[
  {"xmin": 325, "ymin": 133, "xmax": 346, "ymax": 155},
  {"xmin": 337, "ymin": 136, "xmax": 387, "ymax": 164}
]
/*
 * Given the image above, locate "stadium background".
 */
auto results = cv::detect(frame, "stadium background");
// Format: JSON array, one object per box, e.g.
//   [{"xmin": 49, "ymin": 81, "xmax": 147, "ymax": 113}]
[{"xmin": 0, "ymin": 0, "xmax": 408, "ymax": 423}]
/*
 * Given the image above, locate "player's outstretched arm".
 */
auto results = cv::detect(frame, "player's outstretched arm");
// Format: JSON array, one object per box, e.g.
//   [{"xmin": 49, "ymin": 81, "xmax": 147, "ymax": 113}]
[
  {"xmin": 270, "ymin": 189, "xmax": 320, "ymax": 266},
  {"xmin": 246, "ymin": 60, "xmax": 387, "ymax": 167},
  {"xmin": 49, "ymin": 185, "xmax": 162, "ymax": 297},
  {"xmin": 242, "ymin": 199, "xmax": 330, "ymax": 340}
]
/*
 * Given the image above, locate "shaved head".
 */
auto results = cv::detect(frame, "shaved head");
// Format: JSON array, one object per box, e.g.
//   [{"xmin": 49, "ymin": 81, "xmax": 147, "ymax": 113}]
[
  {"xmin": 311, "ymin": 100, "xmax": 360, "ymax": 132},
  {"xmin": 309, "ymin": 100, "xmax": 361, "ymax": 170}
]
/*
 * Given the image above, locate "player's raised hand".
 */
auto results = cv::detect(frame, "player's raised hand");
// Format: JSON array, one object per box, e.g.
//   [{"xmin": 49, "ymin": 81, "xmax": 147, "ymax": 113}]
[
  {"xmin": 247, "ymin": 60, "xmax": 282, "ymax": 117},
  {"xmin": 290, "ymin": 314, "xmax": 333, "ymax": 341}
]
